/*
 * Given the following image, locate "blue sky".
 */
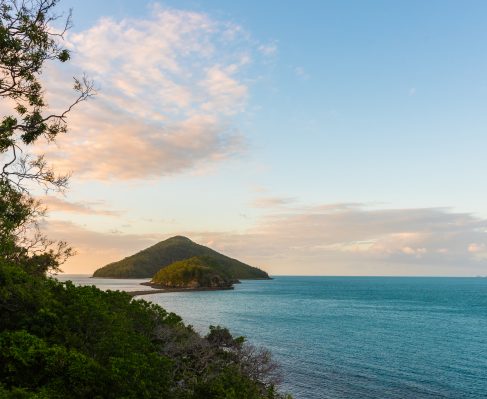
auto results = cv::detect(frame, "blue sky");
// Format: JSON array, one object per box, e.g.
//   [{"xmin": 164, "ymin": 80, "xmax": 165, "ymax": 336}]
[{"xmin": 37, "ymin": 1, "xmax": 487, "ymax": 275}]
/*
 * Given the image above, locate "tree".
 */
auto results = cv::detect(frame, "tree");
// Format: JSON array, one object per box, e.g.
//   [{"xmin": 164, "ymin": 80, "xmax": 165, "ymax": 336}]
[
  {"xmin": 0, "ymin": 0, "xmax": 94, "ymax": 191},
  {"xmin": 0, "ymin": 0, "xmax": 94, "ymax": 273},
  {"xmin": 0, "ymin": 3, "xmax": 291, "ymax": 397}
]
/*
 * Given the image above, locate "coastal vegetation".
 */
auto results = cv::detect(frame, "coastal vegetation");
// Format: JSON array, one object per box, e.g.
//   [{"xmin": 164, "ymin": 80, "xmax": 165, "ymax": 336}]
[
  {"xmin": 151, "ymin": 256, "xmax": 235, "ymax": 289},
  {"xmin": 0, "ymin": 1, "xmax": 288, "ymax": 397},
  {"xmin": 93, "ymin": 235, "xmax": 270, "ymax": 280},
  {"xmin": 0, "ymin": 262, "xmax": 288, "ymax": 398}
]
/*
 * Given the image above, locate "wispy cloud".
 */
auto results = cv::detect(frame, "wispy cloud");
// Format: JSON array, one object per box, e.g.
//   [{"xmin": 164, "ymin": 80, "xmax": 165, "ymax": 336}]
[
  {"xmin": 54, "ymin": 204, "xmax": 487, "ymax": 275},
  {"xmin": 42, "ymin": 4, "xmax": 266, "ymax": 180},
  {"xmin": 39, "ymin": 196, "xmax": 121, "ymax": 216},
  {"xmin": 294, "ymin": 66, "xmax": 310, "ymax": 80},
  {"xmin": 250, "ymin": 196, "xmax": 296, "ymax": 208},
  {"xmin": 258, "ymin": 42, "xmax": 278, "ymax": 56},
  {"xmin": 207, "ymin": 204, "xmax": 487, "ymax": 274},
  {"xmin": 44, "ymin": 220, "xmax": 161, "ymax": 273}
]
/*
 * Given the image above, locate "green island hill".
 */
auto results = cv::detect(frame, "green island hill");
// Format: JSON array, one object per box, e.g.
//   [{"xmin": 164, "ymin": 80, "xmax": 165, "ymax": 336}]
[
  {"xmin": 148, "ymin": 256, "xmax": 235, "ymax": 290},
  {"xmin": 93, "ymin": 236, "xmax": 270, "ymax": 280}
]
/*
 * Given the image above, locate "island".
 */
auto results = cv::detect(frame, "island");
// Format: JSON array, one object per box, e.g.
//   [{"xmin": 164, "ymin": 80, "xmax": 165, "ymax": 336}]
[
  {"xmin": 145, "ymin": 256, "xmax": 235, "ymax": 291},
  {"xmin": 92, "ymin": 235, "xmax": 271, "ymax": 280}
]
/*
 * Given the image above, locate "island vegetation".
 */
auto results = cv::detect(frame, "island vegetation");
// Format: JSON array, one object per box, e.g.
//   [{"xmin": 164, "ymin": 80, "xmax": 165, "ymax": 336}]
[
  {"xmin": 93, "ymin": 235, "xmax": 270, "ymax": 280},
  {"xmin": 150, "ymin": 256, "xmax": 235, "ymax": 289},
  {"xmin": 0, "ymin": 1, "xmax": 289, "ymax": 397}
]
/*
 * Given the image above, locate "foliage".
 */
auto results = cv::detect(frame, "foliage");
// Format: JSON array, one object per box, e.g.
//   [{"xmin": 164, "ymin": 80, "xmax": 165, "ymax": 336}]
[
  {"xmin": 94, "ymin": 235, "xmax": 270, "ymax": 280},
  {"xmin": 0, "ymin": 180, "xmax": 72, "ymax": 276},
  {"xmin": 0, "ymin": 0, "xmax": 91, "ymax": 274},
  {"xmin": 151, "ymin": 256, "xmax": 235, "ymax": 288},
  {"xmin": 0, "ymin": 262, "xmax": 289, "ymax": 398},
  {"xmin": 0, "ymin": 0, "xmax": 94, "ymax": 192}
]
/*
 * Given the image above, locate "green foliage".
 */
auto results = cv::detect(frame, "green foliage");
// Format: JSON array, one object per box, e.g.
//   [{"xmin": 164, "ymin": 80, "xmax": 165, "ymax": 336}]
[
  {"xmin": 151, "ymin": 256, "xmax": 234, "ymax": 288},
  {"xmin": 206, "ymin": 325, "xmax": 245, "ymax": 348},
  {"xmin": 0, "ymin": 0, "xmax": 84, "ymax": 275},
  {"xmin": 0, "ymin": 330, "xmax": 106, "ymax": 398},
  {"xmin": 0, "ymin": 0, "xmax": 80, "ymax": 145},
  {"xmin": 1, "ymin": 0, "xmax": 94, "ymax": 192},
  {"xmin": 0, "ymin": 180, "xmax": 72, "ymax": 276},
  {"xmin": 193, "ymin": 366, "xmax": 267, "ymax": 399},
  {"xmin": 0, "ymin": 263, "xmax": 289, "ymax": 398},
  {"xmin": 0, "ymin": 182, "xmax": 28, "ymax": 258},
  {"xmin": 0, "ymin": 264, "xmax": 172, "ymax": 398},
  {"xmin": 94, "ymin": 235, "xmax": 270, "ymax": 280}
]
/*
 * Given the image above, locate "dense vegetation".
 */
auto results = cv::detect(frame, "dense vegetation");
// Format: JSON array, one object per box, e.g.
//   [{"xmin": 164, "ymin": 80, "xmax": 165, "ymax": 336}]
[
  {"xmin": 151, "ymin": 256, "xmax": 235, "ymax": 289},
  {"xmin": 94, "ymin": 235, "xmax": 270, "ymax": 280},
  {"xmin": 0, "ymin": 1, "xmax": 288, "ymax": 398},
  {"xmin": 0, "ymin": 262, "xmax": 289, "ymax": 398}
]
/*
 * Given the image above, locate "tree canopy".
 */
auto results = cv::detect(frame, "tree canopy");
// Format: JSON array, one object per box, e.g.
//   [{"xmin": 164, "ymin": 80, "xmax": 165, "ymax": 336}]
[
  {"xmin": 0, "ymin": 0, "xmax": 93, "ymax": 274},
  {"xmin": 151, "ymin": 256, "xmax": 235, "ymax": 289},
  {"xmin": 0, "ymin": 0, "xmax": 93, "ymax": 192},
  {"xmin": 0, "ymin": 1, "xmax": 291, "ymax": 397}
]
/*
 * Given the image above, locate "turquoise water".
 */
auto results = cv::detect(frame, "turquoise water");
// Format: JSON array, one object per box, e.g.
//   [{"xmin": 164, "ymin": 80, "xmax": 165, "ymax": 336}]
[{"xmin": 59, "ymin": 276, "xmax": 487, "ymax": 398}]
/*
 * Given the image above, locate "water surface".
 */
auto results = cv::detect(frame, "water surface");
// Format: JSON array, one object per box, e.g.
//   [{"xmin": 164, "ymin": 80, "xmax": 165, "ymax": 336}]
[{"xmin": 58, "ymin": 275, "xmax": 487, "ymax": 399}]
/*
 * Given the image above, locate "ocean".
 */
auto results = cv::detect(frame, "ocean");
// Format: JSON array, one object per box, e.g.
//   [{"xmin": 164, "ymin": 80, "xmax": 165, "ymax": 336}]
[{"xmin": 57, "ymin": 275, "xmax": 487, "ymax": 399}]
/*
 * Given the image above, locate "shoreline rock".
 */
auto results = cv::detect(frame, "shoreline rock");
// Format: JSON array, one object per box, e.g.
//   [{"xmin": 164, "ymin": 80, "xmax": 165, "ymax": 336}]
[{"xmin": 128, "ymin": 284, "xmax": 235, "ymax": 297}]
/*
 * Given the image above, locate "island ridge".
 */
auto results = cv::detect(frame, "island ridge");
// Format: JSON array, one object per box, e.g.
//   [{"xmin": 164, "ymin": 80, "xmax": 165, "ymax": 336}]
[{"xmin": 93, "ymin": 236, "xmax": 270, "ymax": 280}]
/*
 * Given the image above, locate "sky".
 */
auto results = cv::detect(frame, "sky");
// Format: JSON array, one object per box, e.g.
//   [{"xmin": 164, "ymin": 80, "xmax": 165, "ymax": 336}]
[{"xmin": 27, "ymin": 0, "xmax": 487, "ymax": 276}]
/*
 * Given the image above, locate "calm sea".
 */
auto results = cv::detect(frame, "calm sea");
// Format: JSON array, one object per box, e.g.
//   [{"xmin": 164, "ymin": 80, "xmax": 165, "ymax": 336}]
[{"xmin": 57, "ymin": 275, "xmax": 487, "ymax": 399}]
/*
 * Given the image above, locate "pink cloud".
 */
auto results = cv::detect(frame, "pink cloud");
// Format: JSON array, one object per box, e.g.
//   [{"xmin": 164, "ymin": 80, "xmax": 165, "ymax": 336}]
[
  {"xmin": 39, "ymin": 4, "xmax": 266, "ymax": 181},
  {"xmin": 44, "ymin": 220, "xmax": 161, "ymax": 273},
  {"xmin": 39, "ymin": 196, "xmax": 121, "ymax": 216},
  {"xmin": 250, "ymin": 196, "xmax": 297, "ymax": 208}
]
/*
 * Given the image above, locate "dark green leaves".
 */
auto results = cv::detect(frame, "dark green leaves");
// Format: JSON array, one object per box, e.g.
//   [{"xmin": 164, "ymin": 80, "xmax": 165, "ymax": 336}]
[
  {"xmin": 58, "ymin": 49, "xmax": 70, "ymax": 62},
  {"xmin": 0, "ymin": 264, "xmax": 290, "ymax": 398},
  {"xmin": 1, "ymin": 0, "xmax": 93, "ymax": 190}
]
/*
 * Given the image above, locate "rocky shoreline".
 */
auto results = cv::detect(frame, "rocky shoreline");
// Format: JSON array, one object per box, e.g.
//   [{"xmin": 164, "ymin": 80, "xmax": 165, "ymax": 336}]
[{"xmin": 128, "ymin": 283, "xmax": 235, "ymax": 297}]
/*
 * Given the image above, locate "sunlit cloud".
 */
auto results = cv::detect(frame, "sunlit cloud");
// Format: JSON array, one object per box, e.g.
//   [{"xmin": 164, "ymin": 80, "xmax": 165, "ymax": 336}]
[
  {"xmin": 48, "ymin": 111, "xmax": 244, "ymax": 179},
  {"xmin": 250, "ymin": 196, "xmax": 296, "ymax": 208},
  {"xmin": 39, "ymin": 196, "xmax": 121, "ymax": 216},
  {"xmin": 190, "ymin": 205, "xmax": 487, "ymax": 275},
  {"xmin": 41, "ymin": 4, "xmax": 265, "ymax": 181},
  {"xmin": 54, "ymin": 204, "xmax": 487, "ymax": 275},
  {"xmin": 468, "ymin": 243, "xmax": 485, "ymax": 253},
  {"xmin": 44, "ymin": 220, "xmax": 161, "ymax": 273}
]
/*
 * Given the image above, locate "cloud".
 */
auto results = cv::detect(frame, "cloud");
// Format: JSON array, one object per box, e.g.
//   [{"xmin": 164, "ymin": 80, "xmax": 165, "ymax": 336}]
[
  {"xmin": 258, "ymin": 42, "xmax": 278, "ymax": 56},
  {"xmin": 294, "ymin": 66, "xmax": 310, "ymax": 80},
  {"xmin": 467, "ymin": 243, "xmax": 487, "ymax": 260},
  {"xmin": 250, "ymin": 196, "xmax": 296, "ymax": 208},
  {"xmin": 44, "ymin": 220, "xmax": 161, "ymax": 273},
  {"xmin": 54, "ymin": 204, "xmax": 487, "ymax": 275},
  {"xmin": 468, "ymin": 243, "xmax": 485, "ymax": 253},
  {"xmin": 41, "ymin": 4, "xmax": 264, "ymax": 180},
  {"xmin": 39, "ymin": 196, "xmax": 120, "ymax": 216},
  {"xmin": 48, "ymin": 112, "xmax": 244, "ymax": 179},
  {"xmin": 187, "ymin": 205, "xmax": 487, "ymax": 275}
]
